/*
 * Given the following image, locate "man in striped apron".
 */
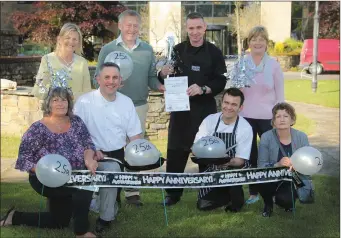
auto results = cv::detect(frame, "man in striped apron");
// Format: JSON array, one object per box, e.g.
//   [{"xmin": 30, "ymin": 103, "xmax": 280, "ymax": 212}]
[{"xmin": 193, "ymin": 88, "xmax": 253, "ymax": 211}]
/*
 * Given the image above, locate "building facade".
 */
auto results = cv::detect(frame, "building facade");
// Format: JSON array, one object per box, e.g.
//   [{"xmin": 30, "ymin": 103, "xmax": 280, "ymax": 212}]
[{"xmin": 122, "ymin": 1, "xmax": 315, "ymax": 57}]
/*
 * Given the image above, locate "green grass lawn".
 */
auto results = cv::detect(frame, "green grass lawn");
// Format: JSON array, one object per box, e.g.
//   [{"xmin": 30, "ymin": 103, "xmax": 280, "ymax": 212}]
[
  {"xmin": 285, "ymin": 79, "xmax": 340, "ymax": 108},
  {"xmin": 1, "ymin": 175, "xmax": 339, "ymax": 237},
  {"xmin": 294, "ymin": 113, "xmax": 315, "ymax": 136},
  {"xmin": 1, "ymin": 135, "xmax": 21, "ymax": 159}
]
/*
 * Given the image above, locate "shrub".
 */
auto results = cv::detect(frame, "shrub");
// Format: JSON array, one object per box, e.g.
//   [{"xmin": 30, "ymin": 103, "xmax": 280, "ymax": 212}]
[
  {"xmin": 274, "ymin": 42, "xmax": 285, "ymax": 54},
  {"xmin": 268, "ymin": 38, "xmax": 303, "ymax": 56},
  {"xmin": 283, "ymin": 38, "xmax": 303, "ymax": 53}
]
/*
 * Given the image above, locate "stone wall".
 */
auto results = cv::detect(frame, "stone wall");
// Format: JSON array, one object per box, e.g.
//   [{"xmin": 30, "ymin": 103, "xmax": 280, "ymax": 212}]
[
  {"xmin": 1, "ymin": 88, "xmax": 43, "ymax": 136},
  {"xmin": 275, "ymin": 55, "xmax": 300, "ymax": 71},
  {"xmin": 1, "ymin": 87, "xmax": 225, "ymax": 140},
  {"xmin": 0, "ymin": 88, "xmax": 171, "ymax": 139},
  {"xmin": 145, "ymin": 92, "xmax": 169, "ymax": 140},
  {"xmin": 0, "ymin": 31, "xmax": 19, "ymax": 56},
  {"xmin": 0, "ymin": 56, "xmax": 41, "ymax": 86}
]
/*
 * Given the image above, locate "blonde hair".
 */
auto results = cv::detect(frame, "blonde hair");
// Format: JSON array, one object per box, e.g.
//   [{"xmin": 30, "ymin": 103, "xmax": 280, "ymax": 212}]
[
  {"xmin": 55, "ymin": 23, "xmax": 83, "ymax": 55},
  {"xmin": 247, "ymin": 25, "xmax": 269, "ymax": 45}
]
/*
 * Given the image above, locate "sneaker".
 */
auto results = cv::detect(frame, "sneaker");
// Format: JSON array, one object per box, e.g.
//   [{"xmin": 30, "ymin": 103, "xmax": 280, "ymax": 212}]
[
  {"xmin": 245, "ymin": 195, "xmax": 260, "ymax": 205},
  {"xmin": 262, "ymin": 204, "xmax": 273, "ymax": 217},
  {"xmin": 224, "ymin": 205, "xmax": 241, "ymax": 213},
  {"xmin": 95, "ymin": 218, "xmax": 111, "ymax": 234},
  {"xmin": 125, "ymin": 195, "xmax": 143, "ymax": 207},
  {"xmin": 284, "ymin": 208, "xmax": 294, "ymax": 212}
]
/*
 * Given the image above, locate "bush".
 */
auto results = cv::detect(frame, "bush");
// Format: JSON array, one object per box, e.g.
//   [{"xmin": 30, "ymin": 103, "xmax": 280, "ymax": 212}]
[
  {"xmin": 274, "ymin": 42, "xmax": 285, "ymax": 54},
  {"xmin": 268, "ymin": 38, "xmax": 303, "ymax": 56},
  {"xmin": 283, "ymin": 38, "xmax": 303, "ymax": 53},
  {"xmin": 18, "ymin": 42, "xmax": 51, "ymax": 56}
]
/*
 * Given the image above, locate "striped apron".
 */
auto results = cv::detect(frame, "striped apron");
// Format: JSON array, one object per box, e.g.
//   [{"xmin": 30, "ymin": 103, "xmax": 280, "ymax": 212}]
[{"xmin": 197, "ymin": 115, "xmax": 244, "ymax": 210}]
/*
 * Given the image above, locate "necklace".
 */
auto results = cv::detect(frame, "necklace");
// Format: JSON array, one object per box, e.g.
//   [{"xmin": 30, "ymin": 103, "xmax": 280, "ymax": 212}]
[{"xmin": 57, "ymin": 53, "xmax": 74, "ymax": 72}]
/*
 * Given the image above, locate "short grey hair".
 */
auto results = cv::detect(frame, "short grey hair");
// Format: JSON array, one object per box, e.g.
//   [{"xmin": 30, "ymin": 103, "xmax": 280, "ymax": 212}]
[
  {"xmin": 118, "ymin": 9, "xmax": 142, "ymax": 23},
  {"xmin": 42, "ymin": 87, "xmax": 74, "ymax": 117}
]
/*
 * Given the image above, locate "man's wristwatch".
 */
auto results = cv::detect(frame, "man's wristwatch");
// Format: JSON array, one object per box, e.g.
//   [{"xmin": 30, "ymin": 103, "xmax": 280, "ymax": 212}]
[{"xmin": 201, "ymin": 86, "xmax": 207, "ymax": 95}]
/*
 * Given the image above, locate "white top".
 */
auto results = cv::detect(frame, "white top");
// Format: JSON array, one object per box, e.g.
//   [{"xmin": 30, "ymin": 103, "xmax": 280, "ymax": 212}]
[
  {"xmin": 194, "ymin": 113, "xmax": 253, "ymax": 160},
  {"xmin": 115, "ymin": 34, "xmax": 142, "ymax": 52},
  {"xmin": 74, "ymin": 89, "xmax": 142, "ymax": 151}
]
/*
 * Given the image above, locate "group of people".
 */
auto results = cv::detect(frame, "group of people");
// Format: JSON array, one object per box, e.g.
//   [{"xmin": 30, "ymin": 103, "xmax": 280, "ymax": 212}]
[{"xmin": 0, "ymin": 10, "xmax": 310, "ymax": 238}]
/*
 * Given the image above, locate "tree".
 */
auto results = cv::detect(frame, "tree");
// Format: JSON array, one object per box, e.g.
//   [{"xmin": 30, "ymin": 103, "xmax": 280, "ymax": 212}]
[
  {"xmin": 10, "ymin": 1, "xmax": 126, "ymax": 60},
  {"xmin": 318, "ymin": 1, "xmax": 340, "ymax": 39},
  {"xmin": 228, "ymin": 2, "xmax": 261, "ymax": 54},
  {"xmin": 139, "ymin": 4, "xmax": 150, "ymax": 43}
]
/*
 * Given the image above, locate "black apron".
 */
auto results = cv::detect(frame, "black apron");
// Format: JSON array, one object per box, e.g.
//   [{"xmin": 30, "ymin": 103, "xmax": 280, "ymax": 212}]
[
  {"xmin": 197, "ymin": 115, "xmax": 244, "ymax": 210},
  {"xmin": 168, "ymin": 41, "xmax": 217, "ymax": 150}
]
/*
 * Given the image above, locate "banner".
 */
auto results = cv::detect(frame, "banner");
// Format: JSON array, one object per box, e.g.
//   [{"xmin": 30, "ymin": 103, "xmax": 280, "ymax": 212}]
[{"xmin": 67, "ymin": 167, "xmax": 292, "ymax": 189}]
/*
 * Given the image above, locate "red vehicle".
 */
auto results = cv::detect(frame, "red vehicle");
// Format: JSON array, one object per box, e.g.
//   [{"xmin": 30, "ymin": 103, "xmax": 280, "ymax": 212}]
[{"xmin": 299, "ymin": 39, "xmax": 340, "ymax": 74}]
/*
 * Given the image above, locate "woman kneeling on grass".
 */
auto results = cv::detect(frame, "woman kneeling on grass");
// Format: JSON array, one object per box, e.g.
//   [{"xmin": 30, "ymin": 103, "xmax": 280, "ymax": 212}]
[
  {"xmin": 257, "ymin": 102, "xmax": 310, "ymax": 217},
  {"xmin": 0, "ymin": 87, "xmax": 98, "ymax": 238}
]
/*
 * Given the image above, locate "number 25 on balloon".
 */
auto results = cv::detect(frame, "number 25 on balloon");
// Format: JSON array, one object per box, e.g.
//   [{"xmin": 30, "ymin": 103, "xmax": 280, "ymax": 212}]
[
  {"xmin": 54, "ymin": 161, "xmax": 70, "ymax": 175},
  {"xmin": 133, "ymin": 142, "xmax": 152, "ymax": 153}
]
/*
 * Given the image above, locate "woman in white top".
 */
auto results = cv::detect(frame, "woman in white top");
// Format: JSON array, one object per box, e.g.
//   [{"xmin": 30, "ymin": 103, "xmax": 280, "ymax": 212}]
[{"xmin": 32, "ymin": 23, "xmax": 92, "ymax": 100}]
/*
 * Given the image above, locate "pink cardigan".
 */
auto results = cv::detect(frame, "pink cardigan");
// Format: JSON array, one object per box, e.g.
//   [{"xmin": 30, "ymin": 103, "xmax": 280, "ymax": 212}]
[{"xmin": 240, "ymin": 58, "xmax": 284, "ymax": 120}]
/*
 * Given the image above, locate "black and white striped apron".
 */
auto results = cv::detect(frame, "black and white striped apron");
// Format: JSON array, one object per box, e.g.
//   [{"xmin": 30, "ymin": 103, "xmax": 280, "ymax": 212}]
[{"xmin": 198, "ymin": 114, "xmax": 239, "ymax": 200}]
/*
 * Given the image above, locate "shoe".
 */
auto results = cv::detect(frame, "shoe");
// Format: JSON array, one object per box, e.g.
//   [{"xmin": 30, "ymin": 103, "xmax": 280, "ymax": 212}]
[
  {"xmin": 224, "ymin": 205, "xmax": 241, "ymax": 213},
  {"xmin": 76, "ymin": 232, "xmax": 97, "ymax": 238},
  {"xmin": 0, "ymin": 206, "xmax": 15, "ymax": 227},
  {"xmin": 284, "ymin": 208, "xmax": 294, "ymax": 212},
  {"xmin": 262, "ymin": 204, "xmax": 273, "ymax": 217},
  {"xmin": 245, "ymin": 195, "xmax": 260, "ymax": 205},
  {"xmin": 125, "ymin": 195, "xmax": 143, "ymax": 207},
  {"xmin": 161, "ymin": 196, "xmax": 180, "ymax": 206},
  {"xmin": 95, "ymin": 218, "xmax": 111, "ymax": 234}
]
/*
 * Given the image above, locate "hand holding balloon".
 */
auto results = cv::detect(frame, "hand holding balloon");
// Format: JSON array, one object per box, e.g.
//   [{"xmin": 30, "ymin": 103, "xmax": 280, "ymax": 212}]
[
  {"xmin": 290, "ymin": 146, "xmax": 323, "ymax": 175},
  {"xmin": 277, "ymin": 157, "xmax": 292, "ymax": 167}
]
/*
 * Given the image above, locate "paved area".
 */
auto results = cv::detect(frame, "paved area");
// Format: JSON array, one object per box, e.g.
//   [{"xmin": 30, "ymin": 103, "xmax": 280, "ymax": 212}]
[
  {"xmin": 288, "ymin": 101, "xmax": 340, "ymax": 177},
  {"xmin": 1, "ymin": 101, "xmax": 339, "ymax": 183},
  {"xmin": 283, "ymin": 71, "xmax": 340, "ymax": 80}
]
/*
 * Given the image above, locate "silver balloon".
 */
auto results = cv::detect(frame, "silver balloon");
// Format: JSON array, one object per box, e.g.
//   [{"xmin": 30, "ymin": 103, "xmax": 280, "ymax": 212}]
[
  {"xmin": 104, "ymin": 51, "xmax": 133, "ymax": 80},
  {"xmin": 291, "ymin": 146, "xmax": 323, "ymax": 175},
  {"xmin": 125, "ymin": 139, "xmax": 161, "ymax": 166},
  {"xmin": 36, "ymin": 154, "xmax": 72, "ymax": 188},
  {"xmin": 192, "ymin": 136, "xmax": 226, "ymax": 158}
]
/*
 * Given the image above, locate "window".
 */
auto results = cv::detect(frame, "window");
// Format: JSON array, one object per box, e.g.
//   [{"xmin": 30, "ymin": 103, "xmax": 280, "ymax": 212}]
[
  {"xmin": 196, "ymin": 4, "xmax": 213, "ymax": 17},
  {"xmin": 182, "ymin": 1, "xmax": 233, "ymax": 17},
  {"xmin": 214, "ymin": 4, "xmax": 230, "ymax": 17}
]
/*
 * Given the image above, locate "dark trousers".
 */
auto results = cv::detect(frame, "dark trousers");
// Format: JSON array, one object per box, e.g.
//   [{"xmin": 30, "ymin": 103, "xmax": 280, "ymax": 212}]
[
  {"xmin": 12, "ymin": 175, "xmax": 93, "ymax": 235},
  {"xmin": 197, "ymin": 186, "xmax": 244, "ymax": 211},
  {"xmin": 258, "ymin": 181, "xmax": 297, "ymax": 209},
  {"xmin": 165, "ymin": 149, "xmax": 206, "ymax": 198},
  {"xmin": 244, "ymin": 118, "xmax": 272, "ymax": 195}
]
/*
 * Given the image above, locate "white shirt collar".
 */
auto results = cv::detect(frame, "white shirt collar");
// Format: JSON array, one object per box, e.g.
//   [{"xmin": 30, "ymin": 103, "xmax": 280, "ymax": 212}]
[
  {"xmin": 95, "ymin": 89, "xmax": 118, "ymax": 104},
  {"xmin": 115, "ymin": 34, "xmax": 141, "ymax": 51}
]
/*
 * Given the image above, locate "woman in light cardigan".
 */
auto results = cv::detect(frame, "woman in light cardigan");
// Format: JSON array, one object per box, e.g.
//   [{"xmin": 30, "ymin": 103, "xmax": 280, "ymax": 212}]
[
  {"xmin": 257, "ymin": 102, "xmax": 309, "ymax": 217},
  {"xmin": 240, "ymin": 26, "xmax": 285, "ymax": 204},
  {"xmin": 32, "ymin": 23, "xmax": 92, "ymax": 101}
]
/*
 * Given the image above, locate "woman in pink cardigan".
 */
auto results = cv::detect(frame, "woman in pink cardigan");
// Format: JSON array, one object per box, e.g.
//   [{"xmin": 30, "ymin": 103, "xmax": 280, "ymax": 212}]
[{"xmin": 240, "ymin": 26, "xmax": 285, "ymax": 204}]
